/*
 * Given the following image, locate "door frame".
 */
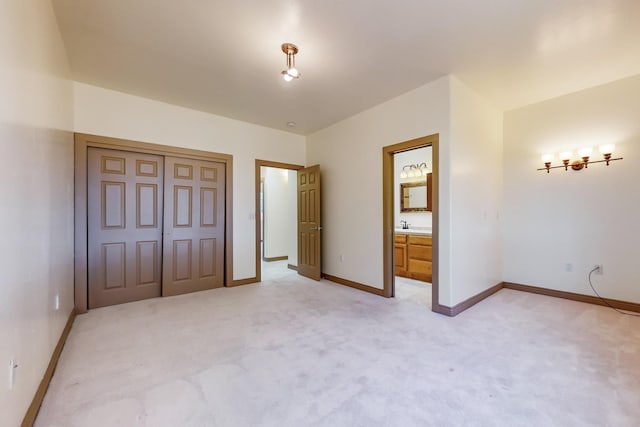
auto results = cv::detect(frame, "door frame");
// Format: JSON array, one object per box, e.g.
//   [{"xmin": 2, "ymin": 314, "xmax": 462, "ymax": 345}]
[
  {"xmin": 382, "ymin": 134, "xmax": 443, "ymax": 313},
  {"xmin": 74, "ymin": 133, "xmax": 234, "ymax": 313},
  {"xmin": 254, "ymin": 159, "xmax": 304, "ymax": 283}
]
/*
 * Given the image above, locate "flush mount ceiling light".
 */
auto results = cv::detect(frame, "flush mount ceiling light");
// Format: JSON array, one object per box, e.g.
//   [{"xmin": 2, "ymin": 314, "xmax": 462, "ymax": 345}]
[{"xmin": 281, "ymin": 43, "xmax": 300, "ymax": 82}]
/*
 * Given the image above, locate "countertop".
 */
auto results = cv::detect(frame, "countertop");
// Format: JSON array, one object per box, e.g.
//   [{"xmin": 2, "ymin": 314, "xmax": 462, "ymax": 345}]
[{"xmin": 394, "ymin": 228, "xmax": 432, "ymax": 236}]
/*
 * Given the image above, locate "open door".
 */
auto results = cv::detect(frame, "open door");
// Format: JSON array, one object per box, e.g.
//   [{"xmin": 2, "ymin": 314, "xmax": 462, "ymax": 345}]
[{"xmin": 297, "ymin": 165, "xmax": 321, "ymax": 280}]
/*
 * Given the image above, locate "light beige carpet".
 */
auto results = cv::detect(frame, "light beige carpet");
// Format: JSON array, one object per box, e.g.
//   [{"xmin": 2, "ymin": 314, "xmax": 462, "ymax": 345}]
[
  {"xmin": 394, "ymin": 276, "xmax": 431, "ymax": 308},
  {"xmin": 36, "ymin": 269, "xmax": 640, "ymax": 426}
]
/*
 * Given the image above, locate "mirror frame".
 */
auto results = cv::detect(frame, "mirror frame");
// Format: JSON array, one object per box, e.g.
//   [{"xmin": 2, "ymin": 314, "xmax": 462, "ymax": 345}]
[{"xmin": 400, "ymin": 173, "xmax": 432, "ymax": 212}]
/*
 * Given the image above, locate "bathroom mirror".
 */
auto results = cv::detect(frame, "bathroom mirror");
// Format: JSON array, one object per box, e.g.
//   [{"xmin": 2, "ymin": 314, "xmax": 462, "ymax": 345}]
[{"xmin": 400, "ymin": 174, "xmax": 432, "ymax": 212}]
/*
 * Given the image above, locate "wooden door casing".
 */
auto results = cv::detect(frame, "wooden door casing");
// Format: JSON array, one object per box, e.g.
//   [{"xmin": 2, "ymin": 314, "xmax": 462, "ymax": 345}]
[
  {"xmin": 162, "ymin": 157, "xmax": 225, "ymax": 296},
  {"xmin": 297, "ymin": 165, "xmax": 321, "ymax": 280},
  {"xmin": 87, "ymin": 148, "xmax": 164, "ymax": 308}
]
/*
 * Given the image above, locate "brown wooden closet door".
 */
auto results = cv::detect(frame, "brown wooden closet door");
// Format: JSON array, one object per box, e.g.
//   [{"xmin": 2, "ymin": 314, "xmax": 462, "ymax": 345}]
[
  {"xmin": 163, "ymin": 157, "xmax": 225, "ymax": 296},
  {"xmin": 87, "ymin": 148, "xmax": 164, "ymax": 308}
]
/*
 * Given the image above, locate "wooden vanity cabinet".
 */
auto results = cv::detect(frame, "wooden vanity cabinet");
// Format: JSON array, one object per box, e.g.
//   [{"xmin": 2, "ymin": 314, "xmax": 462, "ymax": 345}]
[
  {"xmin": 394, "ymin": 233, "xmax": 432, "ymax": 282},
  {"xmin": 394, "ymin": 234, "xmax": 408, "ymax": 275}
]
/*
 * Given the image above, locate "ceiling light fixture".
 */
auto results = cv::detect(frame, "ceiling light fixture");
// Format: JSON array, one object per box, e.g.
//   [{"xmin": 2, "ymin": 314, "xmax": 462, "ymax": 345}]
[{"xmin": 281, "ymin": 43, "xmax": 300, "ymax": 82}]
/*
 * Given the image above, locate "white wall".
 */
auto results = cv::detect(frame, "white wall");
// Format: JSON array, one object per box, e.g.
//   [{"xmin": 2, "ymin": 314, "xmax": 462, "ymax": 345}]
[
  {"xmin": 306, "ymin": 75, "xmax": 504, "ymax": 307},
  {"xmin": 394, "ymin": 147, "xmax": 433, "ymax": 229},
  {"xmin": 0, "ymin": 1, "xmax": 74, "ymax": 425},
  {"xmin": 449, "ymin": 77, "xmax": 503, "ymax": 305},
  {"xmin": 287, "ymin": 170, "xmax": 298, "ymax": 266},
  {"xmin": 307, "ymin": 77, "xmax": 452, "ymax": 297},
  {"xmin": 73, "ymin": 83, "xmax": 306, "ymax": 280},
  {"xmin": 503, "ymin": 75, "xmax": 640, "ymax": 303},
  {"xmin": 262, "ymin": 167, "xmax": 290, "ymax": 259}
]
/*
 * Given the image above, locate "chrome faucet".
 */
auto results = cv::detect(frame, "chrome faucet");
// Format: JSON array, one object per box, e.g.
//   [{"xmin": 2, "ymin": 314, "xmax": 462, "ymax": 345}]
[{"xmin": 400, "ymin": 220, "xmax": 408, "ymax": 229}]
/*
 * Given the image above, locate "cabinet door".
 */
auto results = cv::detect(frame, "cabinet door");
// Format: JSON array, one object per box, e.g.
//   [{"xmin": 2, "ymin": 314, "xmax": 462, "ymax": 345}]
[
  {"xmin": 407, "ymin": 235, "xmax": 433, "ymax": 282},
  {"xmin": 394, "ymin": 243, "xmax": 408, "ymax": 276},
  {"xmin": 407, "ymin": 259, "xmax": 432, "ymax": 282}
]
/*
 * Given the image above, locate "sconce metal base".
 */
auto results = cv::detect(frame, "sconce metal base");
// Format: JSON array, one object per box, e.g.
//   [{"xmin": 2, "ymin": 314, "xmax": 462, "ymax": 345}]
[{"xmin": 571, "ymin": 160, "xmax": 585, "ymax": 171}]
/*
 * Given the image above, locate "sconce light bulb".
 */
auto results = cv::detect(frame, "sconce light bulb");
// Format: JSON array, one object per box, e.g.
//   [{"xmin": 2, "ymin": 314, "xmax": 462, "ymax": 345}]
[
  {"xmin": 578, "ymin": 147, "xmax": 593, "ymax": 157},
  {"xmin": 541, "ymin": 154, "xmax": 554, "ymax": 163},
  {"xmin": 282, "ymin": 72, "xmax": 293, "ymax": 82},
  {"xmin": 598, "ymin": 144, "xmax": 615, "ymax": 155},
  {"xmin": 559, "ymin": 151, "xmax": 573, "ymax": 161},
  {"xmin": 287, "ymin": 67, "xmax": 299, "ymax": 78}
]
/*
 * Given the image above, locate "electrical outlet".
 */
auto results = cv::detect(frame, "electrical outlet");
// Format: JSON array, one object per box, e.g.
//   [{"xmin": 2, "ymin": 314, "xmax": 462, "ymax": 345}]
[
  {"xmin": 54, "ymin": 294, "xmax": 60, "ymax": 311},
  {"xmin": 594, "ymin": 264, "xmax": 603, "ymax": 275},
  {"xmin": 564, "ymin": 263, "xmax": 573, "ymax": 272},
  {"xmin": 339, "ymin": 254, "xmax": 345, "ymax": 263}
]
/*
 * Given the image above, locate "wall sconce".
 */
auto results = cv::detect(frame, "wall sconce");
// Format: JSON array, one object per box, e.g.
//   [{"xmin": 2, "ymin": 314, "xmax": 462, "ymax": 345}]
[
  {"xmin": 281, "ymin": 43, "xmax": 300, "ymax": 82},
  {"xmin": 400, "ymin": 163, "xmax": 430, "ymax": 179},
  {"xmin": 538, "ymin": 145, "xmax": 622, "ymax": 173}
]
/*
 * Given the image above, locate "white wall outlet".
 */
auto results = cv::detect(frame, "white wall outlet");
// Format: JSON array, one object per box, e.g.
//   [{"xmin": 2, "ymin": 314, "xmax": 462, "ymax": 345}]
[
  {"xmin": 564, "ymin": 263, "xmax": 573, "ymax": 272},
  {"xmin": 594, "ymin": 264, "xmax": 603, "ymax": 275},
  {"xmin": 54, "ymin": 293, "xmax": 60, "ymax": 311},
  {"xmin": 339, "ymin": 254, "xmax": 345, "ymax": 263},
  {"xmin": 8, "ymin": 359, "xmax": 17, "ymax": 390}
]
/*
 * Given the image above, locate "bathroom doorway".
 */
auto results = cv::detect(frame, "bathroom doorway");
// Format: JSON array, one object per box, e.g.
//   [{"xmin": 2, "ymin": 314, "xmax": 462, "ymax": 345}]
[
  {"xmin": 393, "ymin": 146, "xmax": 433, "ymax": 307},
  {"xmin": 382, "ymin": 134, "xmax": 441, "ymax": 312}
]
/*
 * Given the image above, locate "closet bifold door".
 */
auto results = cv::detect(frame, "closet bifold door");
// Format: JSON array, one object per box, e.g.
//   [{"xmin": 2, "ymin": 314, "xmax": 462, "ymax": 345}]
[
  {"xmin": 87, "ymin": 148, "xmax": 164, "ymax": 308},
  {"xmin": 163, "ymin": 157, "xmax": 225, "ymax": 296}
]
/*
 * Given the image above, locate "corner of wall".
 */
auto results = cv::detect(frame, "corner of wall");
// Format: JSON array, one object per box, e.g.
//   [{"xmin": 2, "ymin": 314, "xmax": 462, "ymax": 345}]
[{"xmin": 447, "ymin": 75, "xmax": 504, "ymax": 306}]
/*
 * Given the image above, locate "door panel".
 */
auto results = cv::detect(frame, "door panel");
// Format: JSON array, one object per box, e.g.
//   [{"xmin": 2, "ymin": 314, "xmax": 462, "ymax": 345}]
[
  {"xmin": 163, "ymin": 157, "xmax": 225, "ymax": 296},
  {"xmin": 88, "ymin": 148, "xmax": 164, "ymax": 308},
  {"xmin": 297, "ymin": 165, "xmax": 321, "ymax": 280}
]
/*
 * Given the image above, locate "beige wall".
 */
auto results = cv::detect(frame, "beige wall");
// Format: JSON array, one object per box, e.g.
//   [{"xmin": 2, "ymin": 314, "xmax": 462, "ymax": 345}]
[
  {"xmin": 73, "ymin": 83, "xmax": 306, "ymax": 280},
  {"xmin": 262, "ymin": 167, "xmax": 291, "ymax": 259},
  {"xmin": 503, "ymin": 75, "xmax": 640, "ymax": 303},
  {"xmin": 0, "ymin": 1, "xmax": 75, "ymax": 425},
  {"xmin": 449, "ymin": 77, "xmax": 503, "ymax": 305},
  {"xmin": 307, "ymin": 76, "xmax": 452, "ymax": 299},
  {"xmin": 306, "ymin": 75, "xmax": 504, "ymax": 307}
]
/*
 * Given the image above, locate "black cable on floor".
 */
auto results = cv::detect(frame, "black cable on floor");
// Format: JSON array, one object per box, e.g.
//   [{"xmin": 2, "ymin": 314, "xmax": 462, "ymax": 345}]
[{"xmin": 588, "ymin": 266, "xmax": 640, "ymax": 317}]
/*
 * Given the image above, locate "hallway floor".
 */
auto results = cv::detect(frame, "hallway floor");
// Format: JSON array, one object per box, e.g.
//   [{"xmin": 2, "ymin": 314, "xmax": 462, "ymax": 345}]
[{"xmin": 36, "ymin": 269, "xmax": 640, "ymax": 426}]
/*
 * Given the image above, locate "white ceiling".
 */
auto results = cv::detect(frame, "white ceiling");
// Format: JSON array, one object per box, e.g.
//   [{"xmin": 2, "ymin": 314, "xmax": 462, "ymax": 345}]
[{"xmin": 52, "ymin": 0, "xmax": 640, "ymax": 135}]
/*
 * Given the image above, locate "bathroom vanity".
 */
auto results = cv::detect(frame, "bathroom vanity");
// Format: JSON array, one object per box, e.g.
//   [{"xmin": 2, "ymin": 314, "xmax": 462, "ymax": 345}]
[{"xmin": 394, "ymin": 230, "xmax": 432, "ymax": 282}]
